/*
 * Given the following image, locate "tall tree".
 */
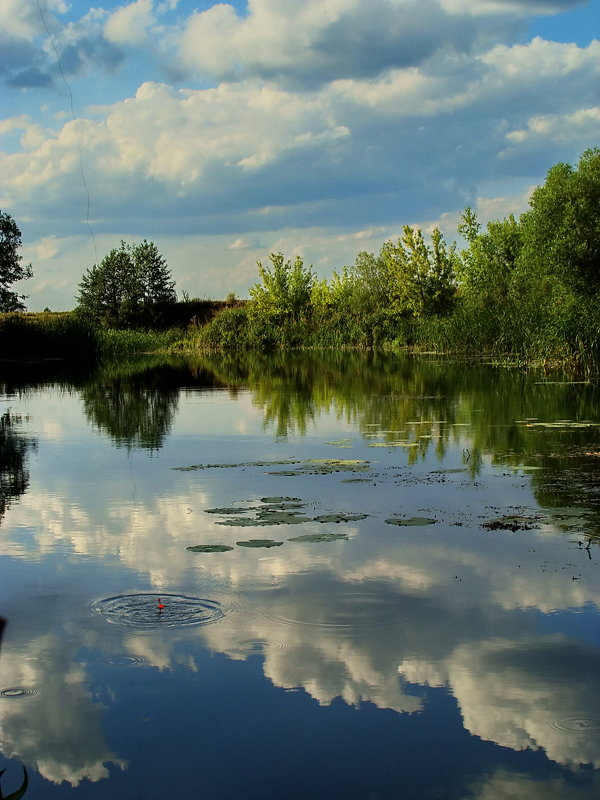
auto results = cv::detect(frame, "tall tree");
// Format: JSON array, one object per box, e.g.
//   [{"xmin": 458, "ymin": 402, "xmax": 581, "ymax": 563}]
[
  {"xmin": 250, "ymin": 253, "xmax": 314, "ymax": 321},
  {"xmin": 77, "ymin": 240, "xmax": 176, "ymax": 327},
  {"xmin": 130, "ymin": 240, "xmax": 176, "ymax": 306},
  {"xmin": 457, "ymin": 208, "xmax": 522, "ymax": 306},
  {"xmin": 518, "ymin": 148, "xmax": 600, "ymax": 295},
  {"xmin": 0, "ymin": 211, "xmax": 33, "ymax": 312}
]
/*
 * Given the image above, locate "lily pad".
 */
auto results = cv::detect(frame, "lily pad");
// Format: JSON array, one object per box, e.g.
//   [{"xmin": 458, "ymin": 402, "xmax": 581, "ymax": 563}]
[
  {"xmin": 430, "ymin": 469, "xmax": 465, "ymax": 474},
  {"xmin": 312, "ymin": 513, "xmax": 369, "ymax": 523},
  {"xmin": 288, "ymin": 533, "xmax": 349, "ymax": 543},
  {"xmin": 205, "ymin": 506, "xmax": 252, "ymax": 514},
  {"xmin": 266, "ymin": 458, "xmax": 371, "ymax": 476},
  {"xmin": 236, "ymin": 539, "xmax": 284, "ymax": 548},
  {"xmin": 385, "ymin": 516, "xmax": 437, "ymax": 526},
  {"xmin": 218, "ymin": 511, "xmax": 312, "ymax": 526},
  {"xmin": 368, "ymin": 442, "xmax": 418, "ymax": 448},
  {"xmin": 186, "ymin": 544, "xmax": 234, "ymax": 553},
  {"xmin": 173, "ymin": 459, "xmax": 299, "ymax": 471},
  {"xmin": 260, "ymin": 496, "xmax": 303, "ymax": 504}
]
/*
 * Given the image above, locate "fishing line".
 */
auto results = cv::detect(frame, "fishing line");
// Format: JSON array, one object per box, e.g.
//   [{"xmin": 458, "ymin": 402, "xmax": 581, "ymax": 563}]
[{"xmin": 36, "ymin": 0, "xmax": 98, "ymax": 266}]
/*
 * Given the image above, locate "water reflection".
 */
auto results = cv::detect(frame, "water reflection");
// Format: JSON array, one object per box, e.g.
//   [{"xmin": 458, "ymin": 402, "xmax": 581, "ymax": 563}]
[
  {"xmin": 0, "ymin": 353, "xmax": 598, "ymax": 797},
  {"xmin": 0, "ymin": 410, "xmax": 36, "ymax": 524}
]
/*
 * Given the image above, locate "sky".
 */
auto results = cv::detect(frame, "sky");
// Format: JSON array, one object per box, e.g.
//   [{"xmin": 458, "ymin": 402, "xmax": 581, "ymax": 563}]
[{"xmin": 1, "ymin": 0, "xmax": 599, "ymax": 311}]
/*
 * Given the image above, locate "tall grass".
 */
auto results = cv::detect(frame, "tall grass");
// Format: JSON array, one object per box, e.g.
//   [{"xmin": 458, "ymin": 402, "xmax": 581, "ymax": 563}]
[
  {"xmin": 0, "ymin": 312, "xmax": 183, "ymax": 362},
  {"xmin": 178, "ymin": 294, "xmax": 600, "ymax": 372}
]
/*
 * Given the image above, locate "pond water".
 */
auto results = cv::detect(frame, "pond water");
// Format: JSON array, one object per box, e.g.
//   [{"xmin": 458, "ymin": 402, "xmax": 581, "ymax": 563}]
[{"xmin": 1, "ymin": 352, "xmax": 599, "ymax": 799}]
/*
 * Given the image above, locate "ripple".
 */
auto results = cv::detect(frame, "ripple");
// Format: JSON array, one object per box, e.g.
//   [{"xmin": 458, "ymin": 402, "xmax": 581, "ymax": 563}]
[
  {"xmin": 264, "ymin": 589, "xmax": 413, "ymax": 630},
  {"xmin": 1, "ymin": 687, "xmax": 39, "ymax": 698},
  {"xmin": 550, "ymin": 715, "xmax": 600, "ymax": 732},
  {"xmin": 102, "ymin": 655, "xmax": 150, "ymax": 668},
  {"xmin": 231, "ymin": 639, "xmax": 288, "ymax": 656},
  {"xmin": 92, "ymin": 593, "xmax": 226, "ymax": 629}
]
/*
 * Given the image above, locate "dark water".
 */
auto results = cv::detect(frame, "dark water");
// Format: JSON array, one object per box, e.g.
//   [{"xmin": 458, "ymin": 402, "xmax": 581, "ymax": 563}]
[{"xmin": 1, "ymin": 352, "xmax": 598, "ymax": 799}]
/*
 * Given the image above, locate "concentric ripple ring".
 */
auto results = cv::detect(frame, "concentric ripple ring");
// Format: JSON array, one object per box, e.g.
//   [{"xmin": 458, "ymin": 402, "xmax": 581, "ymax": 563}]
[
  {"xmin": 550, "ymin": 715, "xmax": 600, "ymax": 732},
  {"xmin": 92, "ymin": 593, "xmax": 225, "ymax": 629},
  {"xmin": 1, "ymin": 687, "xmax": 39, "ymax": 698}
]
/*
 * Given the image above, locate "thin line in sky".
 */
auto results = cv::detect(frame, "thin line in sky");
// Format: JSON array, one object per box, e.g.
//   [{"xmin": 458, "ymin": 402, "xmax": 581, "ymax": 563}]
[{"xmin": 36, "ymin": 0, "xmax": 99, "ymax": 267}]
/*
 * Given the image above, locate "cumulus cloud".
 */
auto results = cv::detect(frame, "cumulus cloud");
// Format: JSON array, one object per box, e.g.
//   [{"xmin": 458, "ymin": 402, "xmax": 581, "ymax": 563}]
[
  {"xmin": 441, "ymin": 0, "xmax": 587, "ymax": 14},
  {"xmin": 104, "ymin": 0, "xmax": 157, "ymax": 46},
  {"xmin": 1, "ymin": 0, "xmax": 598, "ymax": 309},
  {"xmin": 0, "ymin": 634, "xmax": 123, "ymax": 786},
  {"xmin": 177, "ymin": 0, "xmax": 493, "ymax": 88}
]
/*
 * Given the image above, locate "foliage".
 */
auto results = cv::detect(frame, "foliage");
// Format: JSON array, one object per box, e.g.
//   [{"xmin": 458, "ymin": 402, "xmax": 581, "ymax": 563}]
[
  {"xmin": 249, "ymin": 253, "xmax": 314, "ymax": 321},
  {"xmin": 457, "ymin": 209, "xmax": 522, "ymax": 306},
  {"xmin": 0, "ymin": 211, "xmax": 32, "ymax": 312},
  {"xmin": 0, "ymin": 311, "xmax": 181, "ymax": 362},
  {"xmin": 518, "ymin": 148, "xmax": 600, "ymax": 295},
  {"xmin": 77, "ymin": 240, "xmax": 176, "ymax": 328}
]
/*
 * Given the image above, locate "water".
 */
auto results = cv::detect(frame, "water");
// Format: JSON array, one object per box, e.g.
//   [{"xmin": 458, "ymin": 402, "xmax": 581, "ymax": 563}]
[{"xmin": 1, "ymin": 352, "xmax": 599, "ymax": 799}]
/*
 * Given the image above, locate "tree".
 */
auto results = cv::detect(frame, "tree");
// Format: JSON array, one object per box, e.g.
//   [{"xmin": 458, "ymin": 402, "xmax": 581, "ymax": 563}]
[
  {"xmin": 131, "ymin": 239, "xmax": 176, "ymax": 306},
  {"xmin": 0, "ymin": 211, "xmax": 33, "ymax": 312},
  {"xmin": 77, "ymin": 240, "xmax": 176, "ymax": 327},
  {"xmin": 249, "ymin": 253, "xmax": 314, "ymax": 321},
  {"xmin": 378, "ymin": 226, "xmax": 458, "ymax": 317},
  {"xmin": 518, "ymin": 148, "xmax": 600, "ymax": 295},
  {"xmin": 457, "ymin": 208, "xmax": 522, "ymax": 306}
]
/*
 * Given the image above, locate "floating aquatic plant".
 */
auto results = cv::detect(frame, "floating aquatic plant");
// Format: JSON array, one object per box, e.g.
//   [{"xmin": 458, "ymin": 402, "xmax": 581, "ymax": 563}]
[
  {"xmin": 266, "ymin": 458, "xmax": 371, "ymax": 476},
  {"xmin": 385, "ymin": 516, "xmax": 437, "ymax": 526},
  {"xmin": 236, "ymin": 539, "xmax": 284, "ymax": 548},
  {"xmin": 288, "ymin": 533, "xmax": 349, "ymax": 543},
  {"xmin": 312, "ymin": 513, "xmax": 368, "ymax": 523},
  {"xmin": 482, "ymin": 515, "xmax": 541, "ymax": 531},
  {"xmin": 218, "ymin": 511, "xmax": 312, "ymax": 526},
  {"xmin": 186, "ymin": 544, "xmax": 234, "ymax": 553}
]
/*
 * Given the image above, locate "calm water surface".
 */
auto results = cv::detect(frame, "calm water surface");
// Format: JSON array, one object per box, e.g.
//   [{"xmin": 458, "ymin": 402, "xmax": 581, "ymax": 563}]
[{"xmin": 1, "ymin": 352, "xmax": 599, "ymax": 799}]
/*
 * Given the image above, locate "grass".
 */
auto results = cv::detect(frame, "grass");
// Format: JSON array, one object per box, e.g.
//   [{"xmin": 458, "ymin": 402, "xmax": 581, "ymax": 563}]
[{"xmin": 0, "ymin": 311, "xmax": 183, "ymax": 362}]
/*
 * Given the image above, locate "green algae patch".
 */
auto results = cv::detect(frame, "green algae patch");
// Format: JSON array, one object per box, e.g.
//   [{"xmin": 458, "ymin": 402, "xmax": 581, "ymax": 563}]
[
  {"xmin": 341, "ymin": 478, "xmax": 371, "ymax": 483},
  {"xmin": 186, "ymin": 544, "xmax": 234, "ymax": 553},
  {"xmin": 288, "ymin": 532, "xmax": 349, "ymax": 543},
  {"xmin": 236, "ymin": 539, "xmax": 284, "ymax": 548},
  {"xmin": 385, "ymin": 516, "xmax": 437, "ymax": 527},
  {"xmin": 312, "ymin": 513, "xmax": 369, "ymax": 523}
]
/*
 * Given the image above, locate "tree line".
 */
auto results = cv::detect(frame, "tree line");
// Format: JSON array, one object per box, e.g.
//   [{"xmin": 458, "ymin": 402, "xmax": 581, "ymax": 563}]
[
  {"xmin": 199, "ymin": 147, "xmax": 600, "ymax": 362},
  {"xmin": 2, "ymin": 147, "xmax": 599, "ymax": 362}
]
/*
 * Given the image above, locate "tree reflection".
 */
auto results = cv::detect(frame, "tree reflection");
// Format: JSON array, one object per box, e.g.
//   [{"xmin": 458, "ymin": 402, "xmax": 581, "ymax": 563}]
[
  {"xmin": 81, "ymin": 358, "xmax": 226, "ymax": 451},
  {"xmin": 195, "ymin": 352, "xmax": 600, "ymax": 540},
  {"xmin": 0, "ymin": 410, "xmax": 36, "ymax": 524}
]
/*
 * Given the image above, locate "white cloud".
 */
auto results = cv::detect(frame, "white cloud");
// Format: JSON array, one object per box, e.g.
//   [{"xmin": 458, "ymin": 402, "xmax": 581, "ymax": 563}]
[
  {"xmin": 1, "ymin": 2, "xmax": 598, "ymax": 310},
  {"xmin": 441, "ymin": 0, "xmax": 586, "ymax": 15},
  {"xmin": 505, "ymin": 106, "xmax": 600, "ymax": 145},
  {"xmin": 104, "ymin": 0, "xmax": 157, "ymax": 46},
  {"xmin": 0, "ymin": 0, "xmax": 67, "ymax": 41}
]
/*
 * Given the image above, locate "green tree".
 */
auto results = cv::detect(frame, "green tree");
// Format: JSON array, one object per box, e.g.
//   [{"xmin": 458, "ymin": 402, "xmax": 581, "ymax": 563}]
[
  {"xmin": 377, "ymin": 226, "xmax": 457, "ymax": 317},
  {"xmin": 518, "ymin": 148, "xmax": 600, "ymax": 295},
  {"xmin": 77, "ymin": 240, "xmax": 176, "ymax": 327},
  {"xmin": 250, "ymin": 253, "xmax": 314, "ymax": 321},
  {"xmin": 131, "ymin": 239, "xmax": 176, "ymax": 306},
  {"xmin": 0, "ymin": 211, "xmax": 33, "ymax": 312},
  {"xmin": 457, "ymin": 208, "xmax": 522, "ymax": 306}
]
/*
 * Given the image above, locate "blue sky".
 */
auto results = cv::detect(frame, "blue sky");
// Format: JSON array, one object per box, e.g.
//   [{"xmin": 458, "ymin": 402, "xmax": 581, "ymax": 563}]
[{"xmin": 1, "ymin": 0, "xmax": 598, "ymax": 310}]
